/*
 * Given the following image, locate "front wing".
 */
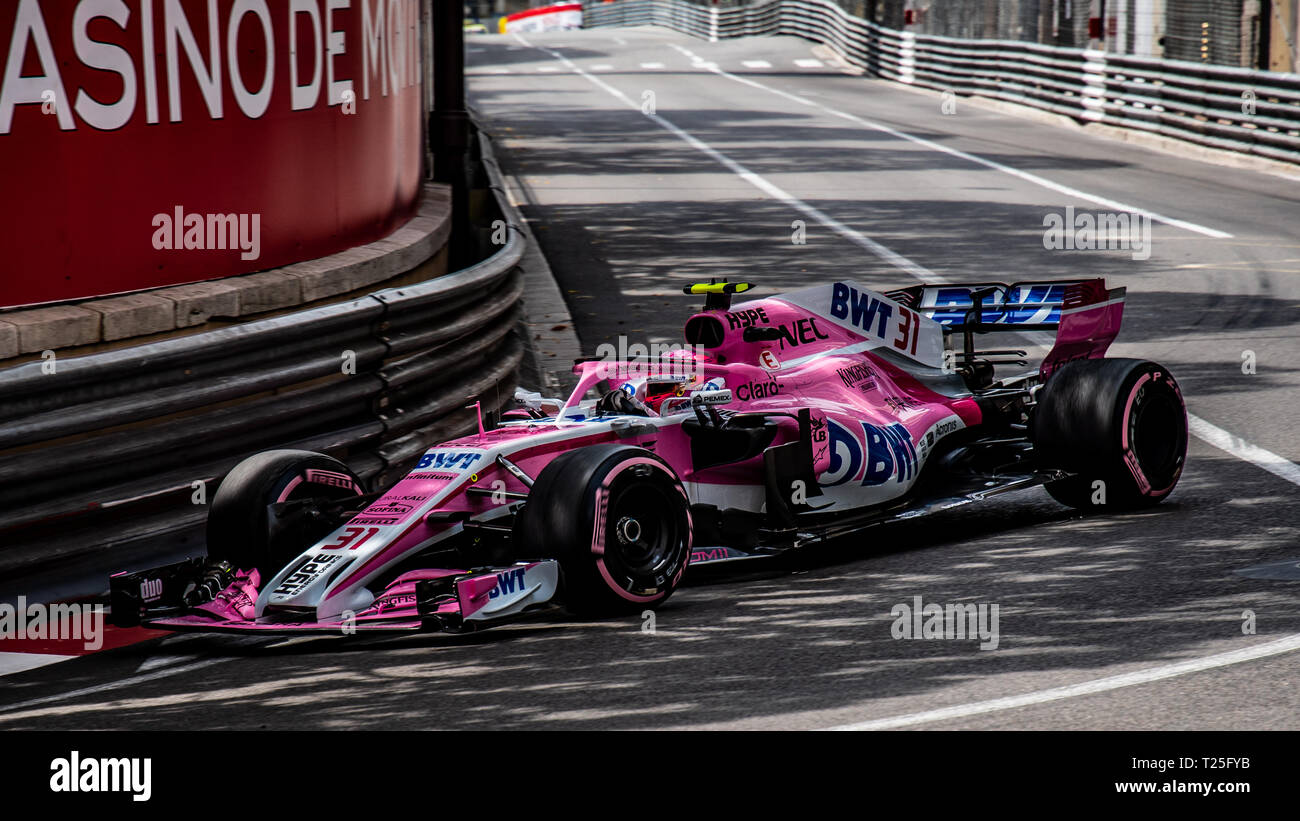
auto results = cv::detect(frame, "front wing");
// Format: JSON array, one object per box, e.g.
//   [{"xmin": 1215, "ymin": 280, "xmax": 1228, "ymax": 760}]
[{"xmin": 110, "ymin": 560, "xmax": 561, "ymax": 636}]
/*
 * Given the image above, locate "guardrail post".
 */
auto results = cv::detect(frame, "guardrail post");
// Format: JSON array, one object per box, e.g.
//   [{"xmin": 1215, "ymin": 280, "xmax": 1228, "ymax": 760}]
[
  {"xmin": 431, "ymin": 0, "xmax": 473, "ymax": 269},
  {"xmin": 588, "ymin": 1, "xmax": 1300, "ymax": 166},
  {"xmin": 1082, "ymin": 49, "xmax": 1107, "ymax": 122},
  {"xmin": 900, "ymin": 30, "xmax": 916, "ymax": 84}
]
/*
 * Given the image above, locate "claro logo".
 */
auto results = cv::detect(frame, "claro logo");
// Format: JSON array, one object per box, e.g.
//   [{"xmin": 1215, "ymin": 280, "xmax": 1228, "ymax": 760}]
[{"xmin": 734, "ymin": 379, "xmax": 781, "ymax": 401}]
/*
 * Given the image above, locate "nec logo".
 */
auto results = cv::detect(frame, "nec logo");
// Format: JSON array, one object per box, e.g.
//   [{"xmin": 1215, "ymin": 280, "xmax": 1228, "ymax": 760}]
[
  {"xmin": 488, "ymin": 567, "xmax": 527, "ymax": 599},
  {"xmin": 830, "ymin": 283, "xmax": 894, "ymax": 340}
]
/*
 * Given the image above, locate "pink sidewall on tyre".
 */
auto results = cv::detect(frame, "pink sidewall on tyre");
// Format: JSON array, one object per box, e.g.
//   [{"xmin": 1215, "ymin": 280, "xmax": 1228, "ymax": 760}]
[
  {"xmin": 1033, "ymin": 358, "xmax": 1188, "ymax": 510},
  {"xmin": 516, "ymin": 445, "xmax": 692, "ymax": 615}
]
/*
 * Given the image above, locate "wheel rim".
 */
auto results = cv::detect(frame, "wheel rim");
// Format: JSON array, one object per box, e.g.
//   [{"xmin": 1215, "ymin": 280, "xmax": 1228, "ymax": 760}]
[
  {"xmin": 596, "ymin": 462, "xmax": 688, "ymax": 597},
  {"xmin": 1130, "ymin": 386, "xmax": 1184, "ymax": 486},
  {"xmin": 607, "ymin": 479, "xmax": 677, "ymax": 577},
  {"xmin": 615, "ymin": 516, "xmax": 643, "ymax": 546},
  {"xmin": 263, "ymin": 468, "xmax": 361, "ymax": 568}
]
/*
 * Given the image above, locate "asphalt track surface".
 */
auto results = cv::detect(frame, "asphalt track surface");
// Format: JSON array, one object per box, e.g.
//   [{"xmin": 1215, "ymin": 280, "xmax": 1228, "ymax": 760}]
[{"xmin": 3, "ymin": 28, "xmax": 1299, "ymax": 731}]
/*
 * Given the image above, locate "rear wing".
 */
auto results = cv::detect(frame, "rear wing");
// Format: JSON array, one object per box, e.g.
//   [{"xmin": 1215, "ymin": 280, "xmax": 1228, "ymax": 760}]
[
  {"xmin": 885, "ymin": 279, "xmax": 1122, "ymax": 330},
  {"xmin": 886, "ymin": 279, "xmax": 1127, "ymax": 378}
]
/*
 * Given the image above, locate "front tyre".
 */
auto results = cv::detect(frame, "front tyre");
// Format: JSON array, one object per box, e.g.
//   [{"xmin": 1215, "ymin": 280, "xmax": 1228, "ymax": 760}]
[
  {"xmin": 1033, "ymin": 358, "xmax": 1188, "ymax": 510},
  {"xmin": 518, "ymin": 445, "xmax": 692, "ymax": 615},
  {"xmin": 207, "ymin": 449, "xmax": 365, "ymax": 576}
]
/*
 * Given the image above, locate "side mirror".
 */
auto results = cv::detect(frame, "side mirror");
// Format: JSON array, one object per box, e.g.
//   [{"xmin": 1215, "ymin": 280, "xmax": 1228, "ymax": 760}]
[{"xmin": 515, "ymin": 387, "xmax": 564, "ymax": 417}]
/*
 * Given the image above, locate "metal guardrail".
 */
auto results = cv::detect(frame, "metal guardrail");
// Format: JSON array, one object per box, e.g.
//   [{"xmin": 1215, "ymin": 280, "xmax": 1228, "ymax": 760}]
[
  {"xmin": 584, "ymin": 0, "xmax": 1300, "ymax": 164},
  {"xmin": 0, "ymin": 124, "xmax": 529, "ymax": 577}
]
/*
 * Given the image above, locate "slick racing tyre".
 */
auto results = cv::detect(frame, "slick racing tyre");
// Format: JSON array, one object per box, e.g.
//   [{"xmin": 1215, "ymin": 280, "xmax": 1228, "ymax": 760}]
[
  {"xmin": 518, "ymin": 445, "xmax": 692, "ymax": 615},
  {"xmin": 1033, "ymin": 358, "xmax": 1188, "ymax": 511},
  {"xmin": 207, "ymin": 450, "xmax": 366, "ymax": 576}
]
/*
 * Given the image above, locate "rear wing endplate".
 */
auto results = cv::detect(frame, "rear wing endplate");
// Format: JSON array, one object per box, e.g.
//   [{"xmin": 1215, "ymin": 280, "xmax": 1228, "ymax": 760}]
[
  {"xmin": 886, "ymin": 279, "xmax": 1120, "ymax": 331},
  {"xmin": 886, "ymin": 279, "xmax": 1127, "ymax": 377}
]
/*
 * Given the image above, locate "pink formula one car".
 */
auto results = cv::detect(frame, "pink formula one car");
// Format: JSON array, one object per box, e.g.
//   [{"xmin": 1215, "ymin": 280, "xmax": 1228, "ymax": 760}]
[{"xmin": 110, "ymin": 278, "xmax": 1188, "ymax": 635}]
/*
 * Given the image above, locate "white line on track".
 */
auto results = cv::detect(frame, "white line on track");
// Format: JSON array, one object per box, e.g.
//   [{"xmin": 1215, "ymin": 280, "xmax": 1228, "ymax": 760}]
[
  {"xmin": 666, "ymin": 44, "xmax": 1231, "ymax": 239},
  {"xmin": 515, "ymin": 35, "xmax": 1299, "ymax": 477},
  {"xmin": 1188, "ymin": 413, "xmax": 1300, "ymax": 486},
  {"xmin": 507, "ymin": 33, "xmax": 1300, "ymax": 730},
  {"xmin": 827, "ymin": 421, "xmax": 1300, "ymax": 730},
  {"xmin": 515, "ymin": 35, "xmax": 1288, "ymax": 482},
  {"xmin": 513, "ymin": 34, "xmax": 944, "ymax": 283},
  {"xmin": 640, "ymin": 62, "xmax": 665, "ymax": 69},
  {"xmin": 794, "ymin": 58, "xmax": 824, "ymax": 67},
  {"xmin": 589, "ymin": 64, "xmax": 614, "ymax": 71},
  {"xmin": 829, "ymin": 633, "xmax": 1300, "ymax": 730},
  {"xmin": 0, "ymin": 652, "xmax": 75, "ymax": 677},
  {"xmin": 0, "ymin": 657, "xmax": 228, "ymax": 716},
  {"xmin": 742, "ymin": 60, "xmax": 772, "ymax": 68}
]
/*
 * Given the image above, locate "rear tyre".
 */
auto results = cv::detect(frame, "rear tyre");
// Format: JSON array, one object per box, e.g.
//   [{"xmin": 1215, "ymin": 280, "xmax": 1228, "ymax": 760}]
[
  {"xmin": 207, "ymin": 450, "xmax": 365, "ymax": 576},
  {"xmin": 1033, "ymin": 358, "xmax": 1187, "ymax": 510},
  {"xmin": 517, "ymin": 445, "xmax": 692, "ymax": 615}
]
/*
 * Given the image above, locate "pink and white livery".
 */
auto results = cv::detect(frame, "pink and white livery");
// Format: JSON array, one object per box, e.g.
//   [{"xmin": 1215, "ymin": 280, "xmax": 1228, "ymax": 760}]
[{"xmin": 111, "ymin": 278, "xmax": 1188, "ymax": 634}]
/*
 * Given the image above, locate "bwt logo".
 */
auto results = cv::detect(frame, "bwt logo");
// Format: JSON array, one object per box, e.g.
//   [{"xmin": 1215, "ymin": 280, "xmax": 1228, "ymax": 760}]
[
  {"xmin": 416, "ymin": 451, "xmax": 481, "ymax": 471},
  {"xmin": 152, "ymin": 207, "xmax": 261, "ymax": 260},
  {"xmin": 820, "ymin": 419, "xmax": 917, "ymax": 487},
  {"xmin": 488, "ymin": 567, "xmax": 527, "ymax": 599},
  {"xmin": 924, "ymin": 284, "xmax": 1066, "ymax": 326},
  {"xmin": 830, "ymin": 283, "xmax": 894, "ymax": 340}
]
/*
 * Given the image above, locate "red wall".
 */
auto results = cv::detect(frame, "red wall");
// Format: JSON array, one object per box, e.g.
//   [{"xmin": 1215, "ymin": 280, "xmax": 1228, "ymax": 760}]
[{"xmin": 0, "ymin": 0, "xmax": 425, "ymax": 307}]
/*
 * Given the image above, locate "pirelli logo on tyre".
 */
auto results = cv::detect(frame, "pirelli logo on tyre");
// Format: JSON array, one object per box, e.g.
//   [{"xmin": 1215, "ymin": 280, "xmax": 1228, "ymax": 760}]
[{"xmin": 305, "ymin": 469, "xmax": 358, "ymax": 491}]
